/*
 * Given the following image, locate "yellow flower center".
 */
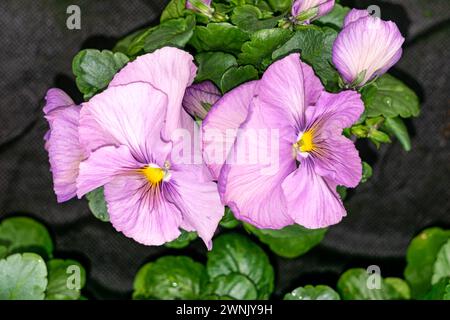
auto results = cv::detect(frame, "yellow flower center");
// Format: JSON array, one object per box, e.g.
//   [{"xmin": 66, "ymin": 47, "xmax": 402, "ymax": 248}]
[
  {"xmin": 141, "ymin": 166, "xmax": 165, "ymax": 185},
  {"xmin": 295, "ymin": 130, "xmax": 315, "ymax": 153}
]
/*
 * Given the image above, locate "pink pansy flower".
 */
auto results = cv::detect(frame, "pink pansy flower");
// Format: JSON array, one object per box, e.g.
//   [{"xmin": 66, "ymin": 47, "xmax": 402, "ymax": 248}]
[
  {"xmin": 44, "ymin": 47, "xmax": 223, "ymax": 248},
  {"xmin": 186, "ymin": 0, "xmax": 213, "ymax": 17},
  {"xmin": 44, "ymin": 89, "xmax": 86, "ymax": 202},
  {"xmin": 182, "ymin": 81, "xmax": 221, "ymax": 120},
  {"xmin": 291, "ymin": 0, "xmax": 335, "ymax": 24},
  {"xmin": 332, "ymin": 9, "xmax": 405, "ymax": 87},
  {"xmin": 203, "ymin": 53, "xmax": 364, "ymax": 229}
]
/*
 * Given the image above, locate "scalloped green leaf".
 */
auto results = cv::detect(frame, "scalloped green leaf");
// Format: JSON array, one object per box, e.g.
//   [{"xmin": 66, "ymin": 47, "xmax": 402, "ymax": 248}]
[
  {"xmin": 206, "ymin": 233, "xmax": 274, "ymax": 299},
  {"xmin": 85, "ymin": 187, "xmax": 109, "ymax": 222},
  {"xmin": 284, "ymin": 285, "xmax": 340, "ymax": 300},
  {"xmin": 404, "ymin": 227, "xmax": 450, "ymax": 298},
  {"xmin": 45, "ymin": 259, "xmax": 86, "ymax": 300},
  {"xmin": 189, "ymin": 23, "xmax": 249, "ymax": 54},
  {"xmin": 133, "ymin": 256, "xmax": 208, "ymax": 300},
  {"xmin": 161, "ymin": 0, "xmax": 190, "ymax": 22},
  {"xmin": 361, "ymin": 74, "xmax": 420, "ymax": 118},
  {"xmin": 0, "ymin": 217, "xmax": 53, "ymax": 259},
  {"xmin": 0, "ymin": 253, "xmax": 48, "ymax": 300},
  {"xmin": 195, "ymin": 52, "xmax": 238, "ymax": 86},
  {"xmin": 165, "ymin": 230, "xmax": 198, "ymax": 249},
  {"xmin": 245, "ymin": 223, "xmax": 326, "ymax": 258},
  {"xmin": 205, "ymin": 273, "xmax": 258, "ymax": 300},
  {"xmin": 219, "ymin": 65, "xmax": 258, "ymax": 93},
  {"xmin": 231, "ymin": 5, "xmax": 280, "ymax": 32},
  {"xmin": 72, "ymin": 49, "xmax": 129, "ymax": 99}
]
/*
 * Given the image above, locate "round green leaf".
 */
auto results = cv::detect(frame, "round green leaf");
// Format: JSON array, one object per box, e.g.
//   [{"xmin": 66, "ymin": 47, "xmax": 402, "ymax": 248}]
[
  {"xmin": 245, "ymin": 223, "xmax": 326, "ymax": 258},
  {"xmin": 284, "ymin": 285, "xmax": 340, "ymax": 300},
  {"xmin": 133, "ymin": 256, "xmax": 208, "ymax": 300},
  {"xmin": 337, "ymin": 268, "xmax": 408, "ymax": 300},
  {"xmin": 384, "ymin": 277, "xmax": 411, "ymax": 300},
  {"xmin": 45, "ymin": 259, "xmax": 86, "ymax": 300},
  {"xmin": 86, "ymin": 187, "xmax": 109, "ymax": 222},
  {"xmin": 206, "ymin": 233, "xmax": 274, "ymax": 299},
  {"xmin": 219, "ymin": 207, "xmax": 240, "ymax": 229},
  {"xmin": 231, "ymin": 5, "xmax": 280, "ymax": 33},
  {"xmin": 205, "ymin": 273, "xmax": 258, "ymax": 300},
  {"xmin": 404, "ymin": 227, "xmax": 450, "ymax": 298},
  {"xmin": 0, "ymin": 253, "xmax": 48, "ymax": 300},
  {"xmin": 72, "ymin": 49, "xmax": 129, "ymax": 99},
  {"xmin": 432, "ymin": 239, "xmax": 450, "ymax": 285},
  {"xmin": 165, "ymin": 230, "xmax": 198, "ymax": 249},
  {"xmin": 219, "ymin": 65, "xmax": 259, "ymax": 93},
  {"xmin": 361, "ymin": 74, "xmax": 420, "ymax": 118},
  {"xmin": 195, "ymin": 52, "xmax": 238, "ymax": 86},
  {"xmin": 0, "ymin": 217, "xmax": 53, "ymax": 259},
  {"xmin": 161, "ymin": 0, "xmax": 189, "ymax": 22},
  {"xmin": 189, "ymin": 23, "xmax": 249, "ymax": 55}
]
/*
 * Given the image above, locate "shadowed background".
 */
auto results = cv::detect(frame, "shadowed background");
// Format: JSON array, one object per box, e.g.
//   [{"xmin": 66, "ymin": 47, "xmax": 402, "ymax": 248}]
[{"xmin": 0, "ymin": 0, "xmax": 449, "ymax": 299}]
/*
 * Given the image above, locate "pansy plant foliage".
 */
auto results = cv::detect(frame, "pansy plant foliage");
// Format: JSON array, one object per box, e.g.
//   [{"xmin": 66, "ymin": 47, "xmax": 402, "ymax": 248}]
[{"xmin": 44, "ymin": 0, "xmax": 420, "ymax": 252}]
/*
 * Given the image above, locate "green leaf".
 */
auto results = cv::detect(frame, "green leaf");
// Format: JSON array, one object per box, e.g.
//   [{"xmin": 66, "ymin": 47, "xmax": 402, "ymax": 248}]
[
  {"xmin": 266, "ymin": 0, "xmax": 291, "ymax": 12},
  {"xmin": 361, "ymin": 74, "xmax": 420, "ymax": 118},
  {"xmin": 0, "ymin": 217, "xmax": 53, "ymax": 259},
  {"xmin": 432, "ymin": 239, "xmax": 450, "ymax": 285},
  {"xmin": 315, "ymin": 4, "xmax": 350, "ymax": 28},
  {"xmin": 144, "ymin": 15, "xmax": 196, "ymax": 53},
  {"xmin": 219, "ymin": 65, "xmax": 259, "ymax": 93},
  {"xmin": 0, "ymin": 253, "xmax": 48, "ymax": 300},
  {"xmin": 72, "ymin": 49, "xmax": 129, "ymax": 99},
  {"xmin": 205, "ymin": 273, "xmax": 258, "ymax": 300},
  {"xmin": 45, "ymin": 259, "xmax": 86, "ymax": 300},
  {"xmin": 272, "ymin": 25, "xmax": 339, "ymax": 88},
  {"xmin": 404, "ymin": 228, "xmax": 450, "ymax": 298},
  {"xmin": 114, "ymin": 27, "xmax": 156, "ymax": 57},
  {"xmin": 189, "ymin": 23, "xmax": 249, "ymax": 55},
  {"xmin": 383, "ymin": 117, "xmax": 411, "ymax": 151},
  {"xmin": 206, "ymin": 233, "xmax": 274, "ymax": 299},
  {"xmin": 284, "ymin": 285, "xmax": 340, "ymax": 300},
  {"xmin": 336, "ymin": 185, "xmax": 347, "ymax": 200},
  {"xmin": 161, "ymin": 0, "xmax": 189, "ymax": 22},
  {"xmin": 0, "ymin": 246, "xmax": 7, "ymax": 259},
  {"xmin": 165, "ymin": 230, "xmax": 198, "ymax": 249},
  {"xmin": 423, "ymin": 277, "xmax": 450, "ymax": 300},
  {"xmin": 337, "ymin": 268, "xmax": 409, "ymax": 300},
  {"xmin": 245, "ymin": 223, "xmax": 326, "ymax": 258},
  {"xmin": 384, "ymin": 277, "xmax": 411, "ymax": 300},
  {"xmin": 85, "ymin": 187, "xmax": 109, "ymax": 222},
  {"xmin": 195, "ymin": 52, "xmax": 238, "ymax": 86},
  {"xmin": 231, "ymin": 5, "xmax": 280, "ymax": 33},
  {"xmin": 238, "ymin": 28, "xmax": 293, "ymax": 70},
  {"xmin": 220, "ymin": 207, "xmax": 240, "ymax": 229},
  {"xmin": 133, "ymin": 256, "xmax": 208, "ymax": 300},
  {"xmin": 361, "ymin": 162, "xmax": 373, "ymax": 183}
]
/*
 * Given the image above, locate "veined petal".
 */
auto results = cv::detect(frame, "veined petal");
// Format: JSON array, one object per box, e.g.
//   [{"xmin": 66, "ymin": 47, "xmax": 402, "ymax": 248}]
[
  {"xmin": 166, "ymin": 168, "xmax": 223, "ymax": 249},
  {"xmin": 77, "ymin": 145, "xmax": 141, "ymax": 197},
  {"xmin": 202, "ymin": 81, "xmax": 258, "ymax": 180},
  {"xmin": 292, "ymin": 0, "xmax": 335, "ymax": 22},
  {"xmin": 258, "ymin": 53, "xmax": 323, "ymax": 129},
  {"xmin": 218, "ymin": 99, "xmax": 296, "ymax": 229},
  {"xmin": 305, "ymin": 90, "xmax": 364, "ymax": 132},
  {"xmin": 79, "ymin": 82, "xmax": 170, "ymax": 163},
  {"xmin": 44, "ymin": 104, "xmax": 84, "ymax": 202},
  {"xmin": 109, "ymin": 47, "xmax": 197, "ymax": 140},
  {"xmin": 105, "ymin": 176, "xmax": 182, "ymax": 246},
  {"xmin": 332, "ymin": 14, "xmax": 404, "ymax": 86},
  {"xmin": 282, "ymin": 160, "xmax": 346, "ymax": 228},
  {"xmin": 343, "ymin": 8, "xmax": 369, "ymax": 27},
  {"xmin": 182, "ymin": 81, "xmax": 221, "ymax": 120}
]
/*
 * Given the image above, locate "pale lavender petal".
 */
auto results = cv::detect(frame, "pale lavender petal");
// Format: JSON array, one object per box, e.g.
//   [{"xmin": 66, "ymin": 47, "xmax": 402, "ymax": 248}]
[
  {"xmin": 44, "ymin": 105, "xmax": 85, "ymax": 202},
  {"xmin": 186, "ymin": 0, "xmax": 212, "ymax": 10},
  {"xmin": 218, "ymin": 99, "xmax": 296, "ymax": 229},
  {"xmin": 282, "ymin": 160, "xmax": 346, "ymax": 228},
  {"xmin": 166, "ymin": 167, "xmax": 223, "ymax": 249},
  {"xmin": 182, "ymin": 81, "xmax": 221, "ymax": 120},
  {"xmin": 77, "ymin": 145, "xmax": 141, "ymax": 197},
  {"xmin": 109, "ymin": 47, "xmax": 197, "ymax": 140},
  {"xmin": 43, "ymin": 88, "xmax": 74, "ymax": 114},
  {"xmin": 202, "ymin": 81, "xmax": 258, "ymax": 180},
  {"xmin": 105, "ymin": 176, "xmax": 182, "ymax": 246},
  {"xmin": 332, "ymin": 15, "xmax": 404, "ymax": 86},
  {"xmin": 343, "ymin": 8, "xmax": 369, "ymax": 27},
  {"xmin": 79, "ymin": 82, "xmax": 170, "ymax": 163},
  {"xmin": 258, "ymin": 53, "xmax": 323, "ymax": 129},
  {"xmin": 305, "ymin": 90, "xmax": 364, "ymax": 132},
  {"xmin": 317, "ymin": 0, "xmax": 335, "ymax": 17},
  {"xmin": 292, "ymin": 0, "xmax": 335, "ymax": 21}
]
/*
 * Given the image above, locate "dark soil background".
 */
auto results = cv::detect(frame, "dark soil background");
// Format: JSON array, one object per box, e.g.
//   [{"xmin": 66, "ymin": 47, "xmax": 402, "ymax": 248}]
[{"xmin": 0, "ymin": 0, "xmax": 449, "ymax": 299}]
